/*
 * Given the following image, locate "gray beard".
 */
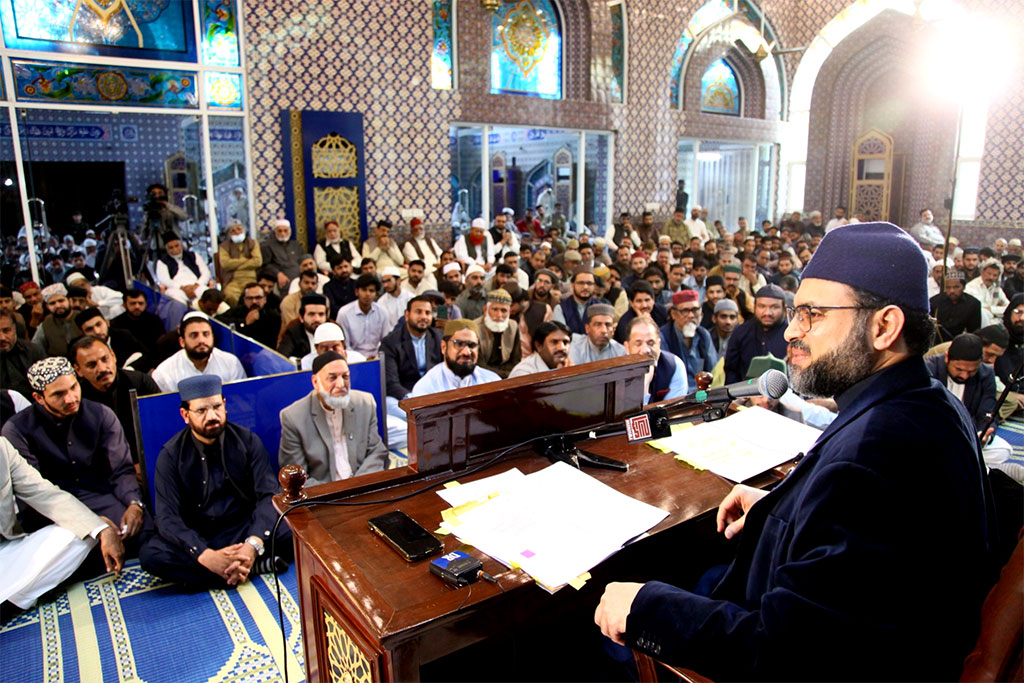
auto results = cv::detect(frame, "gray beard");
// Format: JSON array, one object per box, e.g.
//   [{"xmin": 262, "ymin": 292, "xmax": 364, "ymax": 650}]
[
  {"xmin": 319, "ymin": 391, "xmax": 351, "ymax": 410},
  {"xmin": 790, "ymin": 320, "xmax": 875, "ymax": 399}
]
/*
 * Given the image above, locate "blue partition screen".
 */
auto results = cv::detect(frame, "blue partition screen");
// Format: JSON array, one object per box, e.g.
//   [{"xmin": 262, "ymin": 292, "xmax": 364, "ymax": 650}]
[{"xmin": 136, "ymin": 360, "xmax": 386, "ymax": 506}]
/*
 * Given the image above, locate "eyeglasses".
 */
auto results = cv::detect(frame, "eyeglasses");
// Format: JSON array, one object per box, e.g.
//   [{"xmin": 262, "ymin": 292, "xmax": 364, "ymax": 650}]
[
  {"xmin": 450, "ymin": 339, "xmax": 479, "ymax": 350},
  {"xmin": 674, "ymin": 306, "xmax": 701, "ymax": 316},
  {"xmin": 785, "ymin": 305, "xmax": 873, "ymax": 332},
  {"xmin": 188, "ymin": 402, "xmax": 225, "ymax": 416}
]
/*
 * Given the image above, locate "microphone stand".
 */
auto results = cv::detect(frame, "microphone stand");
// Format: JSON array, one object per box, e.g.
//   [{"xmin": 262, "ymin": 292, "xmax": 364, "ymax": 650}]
[{"xmin": 977, "ymin": 353, "xmax": 1024, "ymax": 450}]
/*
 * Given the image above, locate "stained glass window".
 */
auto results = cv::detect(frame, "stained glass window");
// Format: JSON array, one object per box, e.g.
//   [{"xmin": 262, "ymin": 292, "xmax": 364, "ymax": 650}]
[
  {"xmin": 204, "ymin": 71, "xmax": 242, "ymax": 110},
  {"xmin": 490, "ymin": 0, "xmax": 562, "ymax": 100},
  {"xmin": 700, "ymin": 59, "xmax": 740, "ymax": 116},
  {"xmin": 201, "ymin": 0, "xmax": 241, "ymax": 67},
  {"xmin": 432, "ymin": 0, "xmax": 454, "ymax": 90},
  {"xmin": 609, "ymin": 1, "xmax": 625, "ymax": 103},
  {"xmin": 668, "ymin": 0, "xmax": 731, "ymax": 108}
]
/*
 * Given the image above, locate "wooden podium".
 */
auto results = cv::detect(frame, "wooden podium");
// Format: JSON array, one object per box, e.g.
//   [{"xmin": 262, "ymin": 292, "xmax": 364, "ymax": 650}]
[{"xmin": 274, "ymin": 356, "xmax": 743, "ymax": 682}]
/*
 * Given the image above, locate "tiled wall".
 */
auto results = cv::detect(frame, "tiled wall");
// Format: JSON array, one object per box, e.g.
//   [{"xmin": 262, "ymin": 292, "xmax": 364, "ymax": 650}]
[{"xmin": 243, "ymin": 0, "xmax": 1024, "ymax": 237}]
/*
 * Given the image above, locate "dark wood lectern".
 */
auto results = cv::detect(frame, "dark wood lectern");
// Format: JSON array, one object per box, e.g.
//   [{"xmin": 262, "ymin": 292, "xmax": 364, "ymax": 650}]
[{"xmin": 275, "ymin": 356, "xmax": 746, "ymax": 682}]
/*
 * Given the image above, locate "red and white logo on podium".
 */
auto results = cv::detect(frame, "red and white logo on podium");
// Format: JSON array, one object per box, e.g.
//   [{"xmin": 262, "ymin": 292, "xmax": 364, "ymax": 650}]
[{"xmin": 625, "ymin": 414, "xmax": 651, "ymax": 442}]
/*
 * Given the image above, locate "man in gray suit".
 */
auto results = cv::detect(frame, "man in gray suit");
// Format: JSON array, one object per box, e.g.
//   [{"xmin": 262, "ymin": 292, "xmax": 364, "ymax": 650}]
[
  {"xmin": 278, "ymin": 352, "xmax": 388, "ymax": 485},
  {"xmin": 0, "ymin": 437, "xmax": 123, "ymax": 614}
]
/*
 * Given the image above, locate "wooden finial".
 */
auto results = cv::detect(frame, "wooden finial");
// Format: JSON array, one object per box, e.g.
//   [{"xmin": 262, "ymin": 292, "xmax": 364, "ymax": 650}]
[
  {"xmin": 695, "ymin": 372, "xmax": 713, "ymax": 392},
  {"xmin": 279, "ymin": 464, "xmax": 308, "ymax": 504}
]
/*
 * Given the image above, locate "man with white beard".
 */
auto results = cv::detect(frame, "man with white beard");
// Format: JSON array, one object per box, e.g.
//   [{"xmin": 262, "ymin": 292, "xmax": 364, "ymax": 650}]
[
  {"xmin": 658, "ymin": 290, "xmax": 717, "ymax": 388},
  {"xmin": 278, "ymin": 352, "xmax": 388, "ymax": 486},
  {"xmin": 155, "ymin": 235, "xmax": 214, "ymax": 305},
  {"xmin": 473, "ymin": 289, "xmax": 521, "ymax": 379}
]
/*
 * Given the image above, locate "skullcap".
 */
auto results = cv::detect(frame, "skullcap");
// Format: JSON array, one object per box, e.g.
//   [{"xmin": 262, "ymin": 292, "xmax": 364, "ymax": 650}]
[
  {"xmin": 722, "ymin": 265, "xmax": 742, "ymax": 274},
  {"xmin": 274, "ymin": 218, "xmax": 291, "ymax": 228},
  {"xmin": 443, "ymin": 318, "xmax": 480, "ymax": 338},
  {"xmin": 74, "ymin": 307, "xmax": 104, "ymax": 329},
  {"xmin": 41, "ymin": 284, "xmax": 67, "ymax": 302},
  {"xmin": 502, "ymin": 207, "xmax": 514, "ymax": 215},
  {"xmin": 585, "ymin": 303, "xmax": 615, "ymax": 321},
  {"xmin": 65, "ymin": 271, "xmax": 88, "ymax": 285},
  {"xmin": 593, "ymin": 265, "xmax": 610, "ymax": 278},
  {"xmin": 799, "ymin": 222, "xmax": 929, "ymax": 312},
  {"xmin": 81, "ymin": 238, "xmax": 97, "ymax": 249},
  {"xmin": 705, "ymin": 275, "xmax": 724, "ymax": 288},
  {"xmin": 178, "ymin": 374, "xmax": 222, "ymax": 401},
  {"xmin": 410, "ymin": 217, "xmax": 423, "ymax": 228},
  {"xmin": 594, "ymin": 237, "xmax": 606, "ymax": 249},
  {"xmin": 301, "ymin": 293, "xmax": 327, "ymax": 309},
  {"xmin": 27, "ymin": 356, "xmax": 75, "ymax": 392},
  {"xmin": 471, "ymin": 217, "xmax": 487, "ymax": 229},
  {"xmin": 311, "ymin": 351, "xmax": 345, "ymax": 375},
  {"xmin": 313, "ymin": 322, "xmax": 345, "ymax": 344},
  {"xmin": 465, "ymin": 264, "xmax": 486, "ymax": 278},
  {"xmin": 672, "ymin": 290, "xmax": 699, "ymax": 305},
  {"xmin": 442, "ymin": 262, "xmax": 462, "ymax": 275},
  {"xmin": 754, "ymin": 284, "xmax": 786, "ymax": 301},
  {"xmin": 534, "ymin": 268, "xmax": 557, "ymax": 282},
  {"xmin": 1010, "ymin": 239, "xmax": 1022, "ymax": 247},
  {"xmin": 566, "ymin": 239, "xmax": 580, "ymax": 250},
  {"xmin": 714, "ymin": 298, "xmax": 739, "ymax": 314},
  {"xmin": 980, "ymin": 258, "xmax": 1002, "ymax": 272},
  {"xmin": 379, "ymin": 266, "xmax": 401, "ymax": 279},
  {"xmin": 963, "ymin": 247, "xmax": 980, "ymax": 255},
  {"xmin": 946, "ymin": 269, "xmax": 966, "ymax": 281},
  {"xmin": 421, "ymin": 289, "xmax": 445, "ymax": 304},
  {"xmin": 631, "ymin": 251, "xmax": 647, "ymax": 260},
  {"xmin": 563, "ymin": 250, "xmax": 582, "ymax": 262},
  {"xmin": 18, "ymin": 281, "xmax": 40, "ymax": 294},
  {"xmin": 487, "ymin": 289, "xmax": 512, "ymax": 305}
]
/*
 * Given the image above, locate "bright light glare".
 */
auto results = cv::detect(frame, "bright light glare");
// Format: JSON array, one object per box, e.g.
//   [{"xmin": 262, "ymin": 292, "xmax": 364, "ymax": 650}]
[
  {"xmin": 916, "ymin": 13, "xmax": 1020, "ymax": 105},
  {"xmin": 3, "ymin": 178, "xmax": 12, "ymax": 187}
]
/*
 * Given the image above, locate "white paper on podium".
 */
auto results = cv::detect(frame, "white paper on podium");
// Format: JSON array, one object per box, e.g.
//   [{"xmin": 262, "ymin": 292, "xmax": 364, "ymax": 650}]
[
  {"xmin": 654, "ymin": 406, "xmax": 821, "ymax": 482},
  {"xmin": 436, "ymin": 468, "xmax": 527, "ymax": 508},
  {"xmin": 439, "ymin": 462, "xmax": 668, "ymax": 591}
]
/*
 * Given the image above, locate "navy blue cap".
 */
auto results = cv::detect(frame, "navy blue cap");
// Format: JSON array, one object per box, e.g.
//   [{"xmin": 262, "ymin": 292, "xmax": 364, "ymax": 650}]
[
  {"xmin": 754, "ymin": 284, "xmax": 786, "ymax": 301},
  {"xmin": 178, "ymin": 374, "xmax": 222, "ymax": 401},
  {"xmin": 800, "ymin": 222, "xmax": 929, "ymax": 312}
]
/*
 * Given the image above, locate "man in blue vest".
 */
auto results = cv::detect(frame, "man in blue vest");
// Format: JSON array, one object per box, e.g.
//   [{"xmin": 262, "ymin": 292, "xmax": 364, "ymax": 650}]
[
  {"xmin": 626, "ymin": 316, "xmax": 687, "ymax": 404},
  {"xmin": 659, "ymin": 289, "xmax": 717, "ymax": 388},
  {"xmin": 552, "ymin": 268, "xmax": 599, "ymax": 335},
  {"xmin": 596, "ymin": 222, "xmax": 993, "ymax": 680}
]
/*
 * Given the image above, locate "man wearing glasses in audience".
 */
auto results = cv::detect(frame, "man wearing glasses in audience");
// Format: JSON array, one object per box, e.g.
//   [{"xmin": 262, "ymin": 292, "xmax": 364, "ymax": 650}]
[
  {"xmin": 659, "ymin": 290, "xmax": 717, "ymax": 388},
  {"xmin": 410, "ymin": 320, "xmax": 500, "ymax": 396}
]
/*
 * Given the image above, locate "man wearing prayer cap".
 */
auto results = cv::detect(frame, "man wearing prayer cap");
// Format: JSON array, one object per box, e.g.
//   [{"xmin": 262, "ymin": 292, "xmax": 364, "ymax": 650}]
[
  {"xmin": 140, "ymin": 374, "xmax": 291, "ymax": 587},
  {"xmin": 299, "ymin": 321, "xmax": 367, "ymax": 371},
  {"xmin": 2, "ymin": 356, "xmax": 150, "ymax": 556},
  {"xmin": 930, "ymin": 267, "xmax": 982, "ymax": 342},
  {"xmin": 723, "ymin": 283, "xmax": 788, "ymax": 383},
  {"xmin": 474, "ymin": 288, "xmax": 521, "ymax": 379},
  {"xmin": 377, "ymin": 265, "xmax": 412, "ymax": 330},
  {"xmin": 31, "ymin": 283, "xmax": 81, "ymax": 357},
  {"xmin": 16, "ymin": 281, "xmax": 45, "ymax": 339},
  {"xmin": 454, "ymin": 264, "xmax": 488, "ymax": 321},
  {"xmin": 598, "ymin": 222, "xmax": 993, "ymax": 681},
  {"xmin": 65, "ymin": 270, "xmax": 124, "ymax": 320},
  {"xmin": 410, "ymin": 319, "xmax": 500, "ymax": 396},
  {"xmin": 151, "ymin": 312, "xmax": 246, "ymax": 393},
  {"xmin": 453, "ymin": 218, "xmax": 496, "ymax": 270},
  {"xmin": 155, "ymin": 234, "xmax": 213, "ymax": 305},
  {"xmin": 660, "ymin": 289, "xmax": 717, "ymax": 388},
  {"xmin": 260, "ymin": 217, "xmax": 306, "ymax": 290},
  {"xmin": 279, "ymin": 351, "xmax": 389, "ymax": 486},
  {"xmin": 925, "ymin": 333, "xmax": 996, "ymax": 435},
  {"xmin": 709, "ymin": 297, "xmax": 740, "ymax": 359},
  {"xmin": 569, "ymin": 303, "xmax": 625, "ymax": 365}
]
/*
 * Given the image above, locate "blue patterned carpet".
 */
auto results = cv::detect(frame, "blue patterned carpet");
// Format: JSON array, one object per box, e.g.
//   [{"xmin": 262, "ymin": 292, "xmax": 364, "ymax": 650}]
[
  {"xmin": 0, "ymin": 560, "xmax": 305, "ymax": 683},
  {"xmin": 996, "ymin": 417, "xmax": 1024, "ymax": 469}
]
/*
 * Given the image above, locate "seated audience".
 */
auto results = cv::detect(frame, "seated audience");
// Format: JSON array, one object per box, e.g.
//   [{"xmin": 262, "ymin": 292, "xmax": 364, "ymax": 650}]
[
  {"xmin": 285, "ymin": 255, "xmax": 329, "ymax": 294},
  {"xmin": 626, "ymin": 316, "xmax": 688, "ymax": 403},
  {"xmin": 219, "ymin": 222, "xmax": 262, "ymax": 306},
  {"xmin": 0, "ymin": 310, "xmax": 46, "ymax": 399},
  {"xmin": 474, "ymin": 289, "xmax": 522, "ymax": 379},
  {"xmin": 155, "ymin": 235, "xmax": 214, "ymax": 305},
  {"xmin": 65, "ymin": 272, "xmax": 124, "ymax": 320},
  {"xmin": 362, "ymin": 219, "xmax": 405, "ymax": 270},
  {"xmin": 378, "ymin": 266, "xmax": 412, "ymax": 330},
  {"xmin": 75, "ymin": 307, "xmax": 151, "ymax": 372},
  {"xmin": 16, "ymin": 282, "xmax": 45, "ymax": 339},
  {"xmin": 402, "ymin": 259, "xmax": 436, "ymax": 296},
  {"xmin": 965, "ymin": 258, "xmax": 1010, "ymax": 328},
  {"xmin": 323, "ymin": 255, "xmax": 357, "ymax": 313},
  {"xmin": 553, "ymin": 269, "xmax": 600, "ymax": 335},
  {"xmin": 614, "ymin": 281, "xmax": 669, "ymax": 344},
  {"xmin": 2, "ymin": 357, "xmax": 149, "ymax": 553},
  {"xmin": 221, "ymin": 282, "xmax": 281, "ymax": 349},
  {"xmin": 299, "ymin": 322, "xmax": 366, "ymax": 371},
  {"xmin": 930, "ymin": 269, "xmax": 982, "ymax": 342},
  {"xmin": 261, "ymin": 218, "xmax": 305, "ymax": 291},
  {"xmin": 402, "ymin": 218, "xmax": 443, "ymax": 275},
  {"xmin": 314, "ymin": 220, "xmax": 360, "ymax": 275},
  {"xmin": 111, "ymin": 289, "xmax": 166, "ymax": 352},
  {"xmin": 381, "ymin": 296, "xmax": 442, "ymax": 402},
  {"xmin": 140, "ymin": 375, "xmax": 290, "ymax": 588},
  {"xmin": 71, "ymin": 335, "xmax": 161, "ymax": 465},
  {"xmin": 280, "ymin": 269, "xmax": 323, "ymax": 330},
  {"xmin": 278, "ymin": 352, "xmax": 389, "ymax": 485},
  {"xmin": 660, "ymin": 290, "xmax": 717, "ymax": 388},
  {"xmin": 509, "ymin": 321, "xmax": 572, "ymax": 377},
  {"xmin": 410, "ymin": 319, "xmax": 500, "ymax": 395},
  {"xmin": 569, "ymin": 304, "xmax": 625, "ymax": 365},
  {"xmin": 32, "ymin": 284, "xmax": 81, "ymax": 357},
  {"xmin": 724, "ymin": 285, "xmax": 788, "ymax": 383},
  {"xmin": 151, "ymin": 312, "xmax": 246, "ymax": 392},
  {"xmin": 453, "ymin": 218, "xmax": 495, "ymax": 270},
  {"xmin": 0, "ymin": 438, "xmax": 124, "ymax": 614},
  {"xmin": 279, "ymin": 294, "xmax": 329, "ymax": 360},
  {"xmin": 455, "ymin": 265, "xmax": 488, "ymax": 320},
  {"xmin": 337, "ymin": 274, "xmax": 390, "ymax": 359}
]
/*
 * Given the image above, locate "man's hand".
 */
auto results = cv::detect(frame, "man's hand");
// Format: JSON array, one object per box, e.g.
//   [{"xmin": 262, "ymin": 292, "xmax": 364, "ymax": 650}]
[
  {"xmin": 98, "ymin": 525, "xmax": 125, "ymax": 573},
  {"xmin": 483, "ymin": 262, "xmax": 493, "ymax": 272},
  {"xmin": 30, "ymin": 303, "xmax": 45, "ymax": 325},
  {"xmin": 595, "ymin": 582, "xmax": 645, "ymax": 645},
  {"xmin": 223, "ymin": 543, "xmax": 257, "ymax": 585},
  {"xmin": 119, "ymin": 503, "xmax": 144, "ymax": 538},
  {"xmin": 182, "ymin": 283, "xmax": 198, "ymax": 299},
  {"xmin": 198, "ymin": 544, "xmax": 247, "ymax": 581},
  {"xmin": 980, "ymin": 426, "xmax": 995, "ymax": 444},
  {"xmin": 380, "ymin": 235, "xmax": 391, "ymax": 249},
  {"xmin": 245, "ymin": 307, "xmax": 261, "ymax": 325},
  {"xmin": 716, "ymin": 484, "xmax": 769, "ymax": 540},
  {"xmin": 277, "ymin": 272, "xmax": 290, "ymax": 290}
]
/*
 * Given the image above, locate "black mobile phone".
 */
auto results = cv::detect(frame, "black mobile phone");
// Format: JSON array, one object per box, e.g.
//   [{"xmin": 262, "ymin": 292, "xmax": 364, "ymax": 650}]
[{"xmin": 368, "ymin": 510, "xmax": 444, "ymax": 562}]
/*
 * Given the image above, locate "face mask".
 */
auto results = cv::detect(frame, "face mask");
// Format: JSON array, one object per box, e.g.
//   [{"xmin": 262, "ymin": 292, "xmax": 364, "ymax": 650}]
[{"xmin": 230, "ymin": 233, "xmax": 245, "ymax": 244}]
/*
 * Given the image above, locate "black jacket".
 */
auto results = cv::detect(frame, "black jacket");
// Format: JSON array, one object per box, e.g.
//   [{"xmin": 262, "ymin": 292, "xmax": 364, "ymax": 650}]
[
  {"xmin": 111, "ymin": 310, "xmax": 166, "ymax": 351},
  {"xmin": 925, "ymin": 354, "xmax": 998, "ymax": 432},
  {"xmin": 277, "ymin": 322, "xmax": 311, "ymax": 359},
  {"xmin": 0, "ymin": 338, "xmax": 46, "ymax": 398},
  {"xmin": 380, "ymin": 323, "xmax": 443, "ymax": 399},
  {"xmin": 80, "ymin": 369, "xmax": 162, "ymax": 463}
]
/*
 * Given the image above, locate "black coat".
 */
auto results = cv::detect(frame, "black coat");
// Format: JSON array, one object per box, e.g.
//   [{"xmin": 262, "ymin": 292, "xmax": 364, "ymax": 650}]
[
  {"xmin": 111, "ymin": 310, "xmax": 166, "ymax": 352},
  {"xmin": 380, "ymin": 323, "xmax": 443, "ymax": 399},
  {"xmin": 924, "ymin": 354, "xmax": 997, "ymax": 432},
  {"xmin": 277, "ymin": 323, "xmax": 311, "ymax": 359},
  {"xmin": 79, "ymin": 369, "xmax": 162, "ymax": 463},
  {"xmin": 0, "ymin": 338, "xmax": 46, "ymax": 398}
]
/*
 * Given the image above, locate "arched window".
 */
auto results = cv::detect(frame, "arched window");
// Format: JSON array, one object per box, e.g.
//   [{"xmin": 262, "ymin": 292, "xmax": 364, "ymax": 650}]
[
  {"xmin": 700, "ymin": 59, "xmax": 740, "ymax": 115},
  {"xmin": 431, "ymin": 0, "xmax": 455, "ymax": 90},
  {"xmin": 490, "ymin": 0, "xmax": 563, "ymax": 100}
]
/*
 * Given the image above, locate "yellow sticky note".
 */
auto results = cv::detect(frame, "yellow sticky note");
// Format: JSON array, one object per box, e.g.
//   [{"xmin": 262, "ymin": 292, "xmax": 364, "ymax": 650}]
[
  {"xmin": 443, "ymin": 481, "xmax": 461, "ymax": 489},
  {"xmin": 509, "ymin": 561, "xmax": 521, "ymax": 569},
  {"xmin": 568, "ymin": 575, "xmax": 587, "ymax": 590},
  {"xmin": 434, "ymin": 527, "xmax": 451, "ymax": 536}
]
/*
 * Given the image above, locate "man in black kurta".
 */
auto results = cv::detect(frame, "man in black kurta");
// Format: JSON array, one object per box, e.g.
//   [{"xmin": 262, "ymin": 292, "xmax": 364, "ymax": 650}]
[
  {"xmin": 140, "ymin": 375, "xmax": 290, "ymax": 588},
  {"xmin": 930, "ymin": 270, "xmax": 982, "ymax": 341}
]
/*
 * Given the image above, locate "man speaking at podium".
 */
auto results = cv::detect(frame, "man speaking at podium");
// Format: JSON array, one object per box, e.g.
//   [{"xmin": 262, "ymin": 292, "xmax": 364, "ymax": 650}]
[{"xmin": 596, "ymin": 223, "xmax": 993, "ymax": 680}]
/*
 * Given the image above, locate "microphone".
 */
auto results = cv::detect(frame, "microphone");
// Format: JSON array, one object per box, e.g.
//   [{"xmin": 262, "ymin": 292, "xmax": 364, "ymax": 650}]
[
  {"xmin": 689, "ymin": 369, "xmax": 789, "ymax": 403},
  {"xmin": 622, "ymin": 370, "xmax": 790, "ymax": 444}
]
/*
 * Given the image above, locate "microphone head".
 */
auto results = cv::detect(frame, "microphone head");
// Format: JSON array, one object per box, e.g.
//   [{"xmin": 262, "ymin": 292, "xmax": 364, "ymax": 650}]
[{"xmin": 757, "ymin": 369, "xmax": 790, "ymax": 399}]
